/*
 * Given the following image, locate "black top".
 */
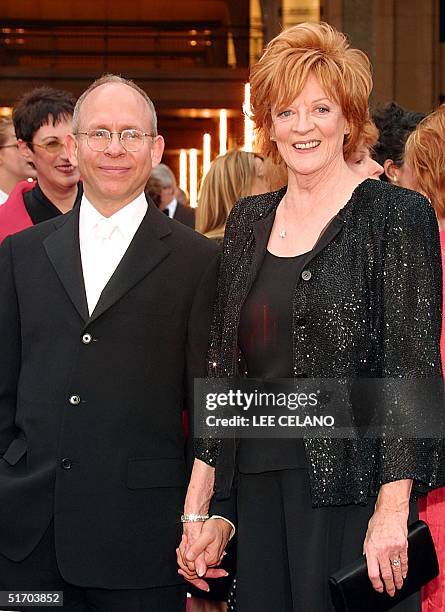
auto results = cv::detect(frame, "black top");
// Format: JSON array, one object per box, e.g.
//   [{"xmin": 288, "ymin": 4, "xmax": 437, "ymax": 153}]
[
  {"xmin": 238, "ymin": 250, "xmax": 308, "ymax": 471},
  {"xmin": 239, "ymin": 250, "xmax": 303, "ymax": 378},
  {"xmin": 23, "ymin": 183, "xmax": 82, "ymax": 225},
  {"xmin": 198, "ymin": 179, "xmax": 444, "ymax": 506}
]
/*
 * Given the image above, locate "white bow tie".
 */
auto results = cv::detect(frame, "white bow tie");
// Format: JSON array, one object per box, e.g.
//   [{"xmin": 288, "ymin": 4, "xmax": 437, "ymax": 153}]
[{"xmin": 94, "ymin": 217, "xmax": 118, "ymax": 240}]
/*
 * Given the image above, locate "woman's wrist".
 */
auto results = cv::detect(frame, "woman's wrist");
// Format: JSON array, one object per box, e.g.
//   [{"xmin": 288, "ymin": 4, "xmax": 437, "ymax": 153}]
[
  {"xmin": 184, "ymin": 458, "xmax": 215, "ymax": 515},
  {"xmin": 184, "ymin": 499, "xmax": 211, "ymax": 515},
  {"xmin": 375, "ymin": 479, "xmax": 412, "ymax": 514}
]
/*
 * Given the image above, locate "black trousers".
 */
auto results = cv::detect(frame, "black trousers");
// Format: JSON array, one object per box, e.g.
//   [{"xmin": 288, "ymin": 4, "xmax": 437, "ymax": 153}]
[
  {"xmin": 236, "ymin": 468, "xmax": 420, "ymax": 612},
  {"xmin": 0, "ymin": 524, "xmax": 186, "ymax": 612}
]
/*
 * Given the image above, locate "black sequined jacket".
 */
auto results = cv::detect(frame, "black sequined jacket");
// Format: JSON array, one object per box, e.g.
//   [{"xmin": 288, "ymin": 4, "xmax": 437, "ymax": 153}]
[{"xmin": 196, "ymin": 179, "xmax": 444, "ymax": 507}]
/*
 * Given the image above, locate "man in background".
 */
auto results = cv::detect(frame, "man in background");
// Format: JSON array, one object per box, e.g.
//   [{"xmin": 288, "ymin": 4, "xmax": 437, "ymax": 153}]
[
  {"xmin": 0, "ymin": 118, "xmax": 36, "ymax": 205},
  {"xmin": 148, "ymin": 163, "xmax": 195, "ymax": 228}
]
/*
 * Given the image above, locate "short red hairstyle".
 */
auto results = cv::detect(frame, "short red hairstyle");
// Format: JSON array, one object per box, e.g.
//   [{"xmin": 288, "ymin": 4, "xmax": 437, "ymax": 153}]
[{"xmin": 250, "ymin": 22, "xmax": 373, "ymax": 164}]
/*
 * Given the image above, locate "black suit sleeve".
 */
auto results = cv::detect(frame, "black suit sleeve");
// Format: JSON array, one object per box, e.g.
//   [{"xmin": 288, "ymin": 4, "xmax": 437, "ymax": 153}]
[
  {"xmin": 186, "ymin": 247, "xmax": 220, "ymax": 451},
  {"xmin": 0, "ymin": 237, "xmax": 20, "ymax": 454}
]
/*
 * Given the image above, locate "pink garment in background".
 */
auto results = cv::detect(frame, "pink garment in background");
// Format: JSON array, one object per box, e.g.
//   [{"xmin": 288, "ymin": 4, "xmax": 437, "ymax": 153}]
[
  {"xmin": 0, "ymin": 179, "xmax": 35, "ymax": 244},
  {"xmin": 420, "ymin": 228, "xmax": 445, "ymax": 611}
]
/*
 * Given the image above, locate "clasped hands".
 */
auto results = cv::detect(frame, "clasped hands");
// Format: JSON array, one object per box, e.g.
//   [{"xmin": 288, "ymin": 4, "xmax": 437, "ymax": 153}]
[
  {"xmin": 176, "ymin": 519, "xmax": 232, "ymax": 591},
  {"xmin": 176, "ymin": 501, "xmax": 409, "ymax": 596}
]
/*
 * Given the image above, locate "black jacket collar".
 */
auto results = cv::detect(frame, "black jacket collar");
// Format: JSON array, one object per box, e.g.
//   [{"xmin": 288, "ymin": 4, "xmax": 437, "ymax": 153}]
[{"xmin": 43, "ymin": 197, "xmax": 171, "ymax": 326}]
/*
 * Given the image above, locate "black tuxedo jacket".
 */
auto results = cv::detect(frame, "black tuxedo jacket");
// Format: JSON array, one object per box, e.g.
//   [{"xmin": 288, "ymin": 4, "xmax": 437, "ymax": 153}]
[
  {"xmin": 173, "ymin": 203, "xmax": 195, "ymax": 229},
  {"xmin": 0, "ymin": 199, "xmax": 219, "ymax": 588}
]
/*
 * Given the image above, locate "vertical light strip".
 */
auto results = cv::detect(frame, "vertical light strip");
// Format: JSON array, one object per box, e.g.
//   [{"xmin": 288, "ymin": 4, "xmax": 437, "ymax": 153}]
[
  {"xmin": 179, "ymin": 149, "xmax": 187, "ymax": 193},
  {"xmin": 243, "ymin": 82, "xmax": 254, "ymax": 152},
  {"xmin": 203, "ymin": 133, "xmax": 211, "ymax": 177},
  {"xmin": 219, "ymin": 109, "xmax": 227, "ymax": 156},
  {"xmin": 189, "ymin": 148, "xmax": 198, "ymax": 208}
]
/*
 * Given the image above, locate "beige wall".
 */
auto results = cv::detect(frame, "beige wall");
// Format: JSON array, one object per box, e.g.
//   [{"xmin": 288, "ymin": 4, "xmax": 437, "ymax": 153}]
[
  {"xmin": 388, "ymin": 0, "xmax": 439, "ymax": 112},
  {"xmin": 325, "ymin": 0, "xmax": 441, "ymax": 112}
]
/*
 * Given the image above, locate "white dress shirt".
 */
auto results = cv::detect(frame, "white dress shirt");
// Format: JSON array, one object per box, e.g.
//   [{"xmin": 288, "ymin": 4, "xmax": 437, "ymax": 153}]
[
  {"xmin": 163, "ymin": 197, "xmax": 178, "ymax": 219},
  {"xmin": 0, "ymin": 188, "xmax": 8, "ymax": 205},
  {"xmin": 79, "ymin": 193, "xmax": 148, "ymax": 314}
]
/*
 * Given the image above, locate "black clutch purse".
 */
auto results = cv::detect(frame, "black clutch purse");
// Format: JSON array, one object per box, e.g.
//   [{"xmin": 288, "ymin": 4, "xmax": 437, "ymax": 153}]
[{"xmin": 329, "ymin": 520, "xmax": 438, "ymax": 612}]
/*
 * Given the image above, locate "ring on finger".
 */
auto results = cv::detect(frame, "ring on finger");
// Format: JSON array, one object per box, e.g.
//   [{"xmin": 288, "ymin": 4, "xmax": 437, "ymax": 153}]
[{"xmin": 391, "ymin": 558, "xmax": 401, "ymax": 569}]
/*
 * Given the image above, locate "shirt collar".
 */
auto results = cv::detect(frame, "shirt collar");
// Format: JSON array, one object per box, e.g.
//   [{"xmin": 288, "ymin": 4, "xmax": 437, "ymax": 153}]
[
  {"xmin": 79, "ymin": 192, "xmax": 148, "ymax": 242},
  {"xmin": 165, "ymin": 197, "xmax": 178, "ymax": 218}
]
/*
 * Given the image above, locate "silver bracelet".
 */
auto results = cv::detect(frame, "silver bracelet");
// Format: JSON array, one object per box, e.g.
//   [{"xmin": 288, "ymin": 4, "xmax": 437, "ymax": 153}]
[{"xmin": 181, "ymin": 513, "xmax": 209, "ymax": 523}]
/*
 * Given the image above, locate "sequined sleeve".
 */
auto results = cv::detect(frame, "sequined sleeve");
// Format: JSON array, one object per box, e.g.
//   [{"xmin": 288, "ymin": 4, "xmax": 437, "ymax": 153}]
[
  {"xmin": 193, "ymin": 201, "xmax": 244, "ymax": 466},
  {"xmin": 377, "ymin": 191, "xmax": 443, "ymax": 493}
]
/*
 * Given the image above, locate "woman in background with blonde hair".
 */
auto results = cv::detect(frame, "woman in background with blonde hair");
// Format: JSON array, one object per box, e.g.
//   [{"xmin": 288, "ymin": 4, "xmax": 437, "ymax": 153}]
[
  {"xmin": 196, "ymin": 149, "xmax": 268, "ymax": 242},
  {"xmin": 404, "ymin": 103, "xmax": 445, "ymax": 612}
]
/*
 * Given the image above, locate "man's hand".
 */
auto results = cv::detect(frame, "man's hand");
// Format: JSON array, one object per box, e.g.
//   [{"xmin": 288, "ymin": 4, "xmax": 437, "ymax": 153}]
[{"xmin": 177, "ymin": 519, "xmax": 232, "ymax": 591}]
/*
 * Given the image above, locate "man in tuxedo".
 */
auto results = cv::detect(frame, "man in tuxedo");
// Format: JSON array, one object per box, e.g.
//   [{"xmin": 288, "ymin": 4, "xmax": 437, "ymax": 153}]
[
  {"xmin": 148, "ymin": 164, "xmax": 196, "ymax": 228},
  {"xmin": 0, "ymin": 74, "xmax": 221, "ymax": 611}
]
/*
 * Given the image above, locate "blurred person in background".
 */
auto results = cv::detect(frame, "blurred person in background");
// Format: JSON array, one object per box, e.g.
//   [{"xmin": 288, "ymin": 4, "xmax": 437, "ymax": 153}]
[
  {"xmin": 177, "ymin": 187, "xmax": 190, "ymax": 207},
  {"xmin": 0, "ymin": 118, "xmax": 36, "ymax": 204},
  {"xmin": 372, "ymin": 101, "xmax": 424, "ymax": 187},
  {"xmin": 404, "ymin": 103, "xmax": 445, "ymax": 612},
  {"xmin": 148, "ymin": 163, "xmax": 195, "ymax": 228},
  {"xmin": 346, "ymin": 119, "xmax": 383, "ymax": 180},
  {"xmin": 144, "ymin": 173, "xmax": 162, "ymax": 208},
  {"xmin": 0, "ymin": 87, "xmax": 81, "ymax": 243},
  {"xmin": 196, "ymin": 149, "xmax": 269, "ymax": 243}
]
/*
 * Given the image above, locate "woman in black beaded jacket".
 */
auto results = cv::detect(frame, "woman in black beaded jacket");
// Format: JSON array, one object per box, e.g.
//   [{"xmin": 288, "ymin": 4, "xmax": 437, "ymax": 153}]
[{"xmin": 177, "ymin": 22, "xmax": 443, "ymax": 612}]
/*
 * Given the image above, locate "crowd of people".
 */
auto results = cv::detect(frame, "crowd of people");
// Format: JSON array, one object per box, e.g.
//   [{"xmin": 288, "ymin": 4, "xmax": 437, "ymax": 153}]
[{"xmin": 0, "ymin": 19, "xmax": 444, "ymax": 612}]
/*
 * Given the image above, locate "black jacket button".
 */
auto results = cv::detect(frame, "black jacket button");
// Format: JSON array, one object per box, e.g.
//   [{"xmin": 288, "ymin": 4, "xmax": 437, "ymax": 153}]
[{"xmin": 61, "ymin": 458, "xmax": 72, "ymax": 470}]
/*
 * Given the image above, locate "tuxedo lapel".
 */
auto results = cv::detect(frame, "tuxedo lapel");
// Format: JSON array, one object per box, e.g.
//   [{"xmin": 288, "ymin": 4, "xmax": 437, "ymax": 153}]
[
  {"xmin": 43, "ymin": 207, "xmax": 89, "ymax": 322},
  {"xmin": 88, "ymin": 203, "xmax": 171, "ymax": 324}
]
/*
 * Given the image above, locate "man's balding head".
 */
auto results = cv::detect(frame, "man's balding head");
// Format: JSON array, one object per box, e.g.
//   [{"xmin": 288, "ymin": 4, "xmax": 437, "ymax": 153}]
[{"xmin": 72, "ymin": 74, "xmax": 158, "ymax": 136}]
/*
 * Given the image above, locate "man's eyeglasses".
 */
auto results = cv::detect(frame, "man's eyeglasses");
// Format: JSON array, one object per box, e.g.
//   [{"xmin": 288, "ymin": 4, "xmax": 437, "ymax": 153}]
[
  {"xmin": 27, "ymin": 141, "xmax": 65, "ymax": 154},
  {"xmin": 75, "ymin": 129, "xmax": 155, "ymax": 152},
  {"xmin": 0, "ymin": 143, "xmax": 18, "ymax": 149}
]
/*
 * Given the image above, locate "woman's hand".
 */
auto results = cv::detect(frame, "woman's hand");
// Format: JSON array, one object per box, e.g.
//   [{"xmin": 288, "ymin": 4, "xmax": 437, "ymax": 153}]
[{"xmin": 363, "ymin": 479, "xmax": 412, "ymax": 597}]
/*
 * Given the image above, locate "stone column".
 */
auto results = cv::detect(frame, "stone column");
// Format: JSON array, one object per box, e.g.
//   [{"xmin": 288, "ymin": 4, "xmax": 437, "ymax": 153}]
[
  {"xmin": 260, "ymin": 0, "xmax": 283, "ymax": 43},
  {"xmin": 325, "ymin": 0, "xmax": 440, "ymax": 112}
]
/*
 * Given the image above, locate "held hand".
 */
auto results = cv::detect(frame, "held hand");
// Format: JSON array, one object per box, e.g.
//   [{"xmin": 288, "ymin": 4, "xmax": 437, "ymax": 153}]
[
  {"xmin": 178, "ymin": 522, "xmax": 207, "ymax": 576},
  {"xmin": 177, "ymin": 532, "xmax": 228, "ymax": 592},
  {"xmin": 176, "ymin": 519, "xmax": 232, "ymax": 591},
  {"xmin": 363, "ymin": 507, "xmax": 409, "ymax": 597}
]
